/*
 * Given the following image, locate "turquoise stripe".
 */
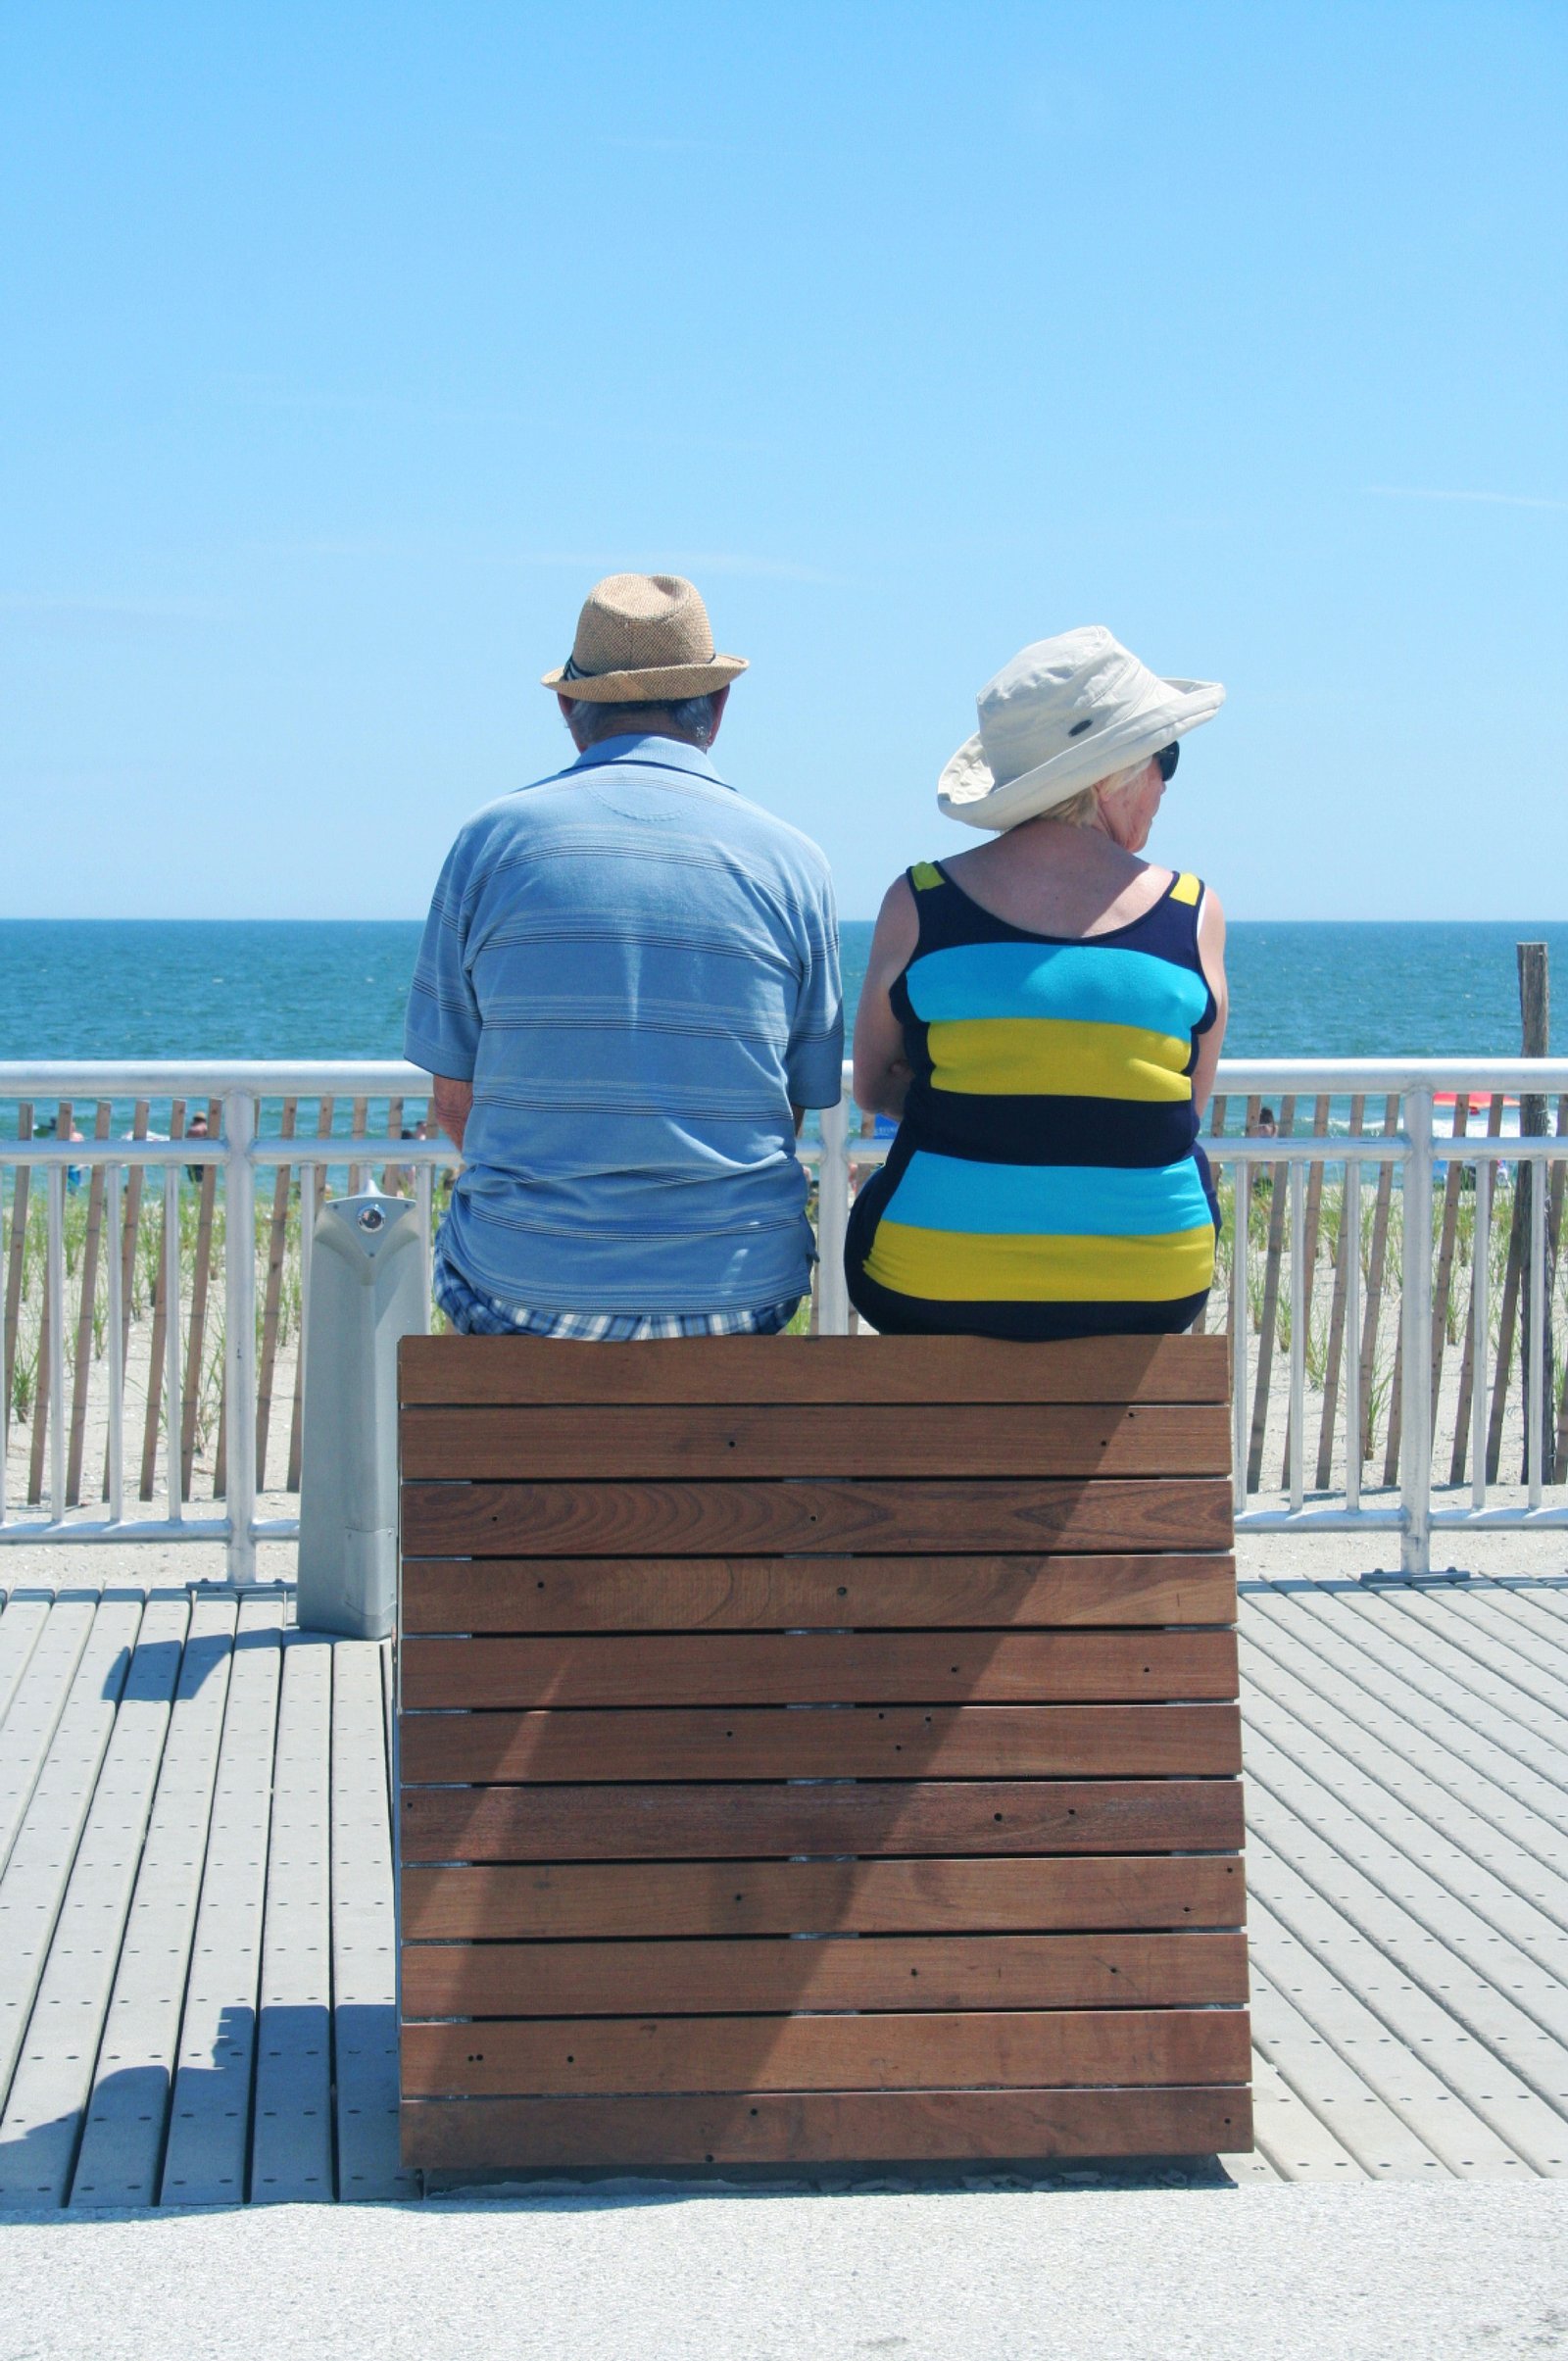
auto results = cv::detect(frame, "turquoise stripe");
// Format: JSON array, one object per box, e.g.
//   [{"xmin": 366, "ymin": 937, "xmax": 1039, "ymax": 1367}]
[
  {"xmin": 886, "ymin": 1150, "xmax": 1214, "ymax": 1238},
  {"xmin": 906, "ymin": 941, "xmax": 1209, "ymax": 1038}
]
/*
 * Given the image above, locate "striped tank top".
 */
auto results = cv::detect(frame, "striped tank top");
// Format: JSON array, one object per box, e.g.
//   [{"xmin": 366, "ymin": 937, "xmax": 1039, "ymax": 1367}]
[{"xmin": 844, "ymin": 859, "xmax": 1220, "ymax": 1341}]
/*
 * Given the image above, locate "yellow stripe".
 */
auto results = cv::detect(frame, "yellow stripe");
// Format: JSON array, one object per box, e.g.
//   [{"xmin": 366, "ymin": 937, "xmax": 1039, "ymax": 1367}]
[
  {"xmin": 927, "ymin": 1016, "xmax": 1195, "ymax": 1102},
  {"xmin": 910, "ymin": 861, "xmax": 945, "ymax": 891},
  {"xmin": 1170, "ymin": 871, "xmax": 1201, "ymax": 906},
  {"xmin": 864, "ymin": 1221, "xmax": 1216, "ymax": 1303}
]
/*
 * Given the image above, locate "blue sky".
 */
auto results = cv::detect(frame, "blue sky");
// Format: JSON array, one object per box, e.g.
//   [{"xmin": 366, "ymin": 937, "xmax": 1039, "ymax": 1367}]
[{"xmin": 3, "ymin": 2, "xmax": 1565, "ymax": 920}]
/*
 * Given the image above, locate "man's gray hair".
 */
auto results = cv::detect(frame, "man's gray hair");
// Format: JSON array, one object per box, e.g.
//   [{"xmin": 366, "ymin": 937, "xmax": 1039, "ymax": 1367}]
[{"xmin": 565, "ymin": 693, "xmax": 719, "ymax": 747}]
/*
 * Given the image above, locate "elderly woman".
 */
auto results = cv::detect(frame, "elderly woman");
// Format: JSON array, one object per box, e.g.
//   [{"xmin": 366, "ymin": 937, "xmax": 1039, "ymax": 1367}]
[{"xmin": 847, "ymin": 625, "xmax": 1229, "ymax": 1340}]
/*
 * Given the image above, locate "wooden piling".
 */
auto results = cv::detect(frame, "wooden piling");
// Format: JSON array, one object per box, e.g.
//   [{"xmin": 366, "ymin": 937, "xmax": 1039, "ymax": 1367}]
[
  {"xmin": 1246, "ymin": 1095, "xmax": 1296, "ymax": 1493},
  {"xmin": 1355, "ymin": 1096, "xmax": 1400, "ymax": 1474},
  {"xmin": 104, "ymin": 1102, "xmax": 149, "ymax": 1500},
  {"xmin": 139, "ymin": 1101, "xmax": 186, "ymax": 1500},
  {"xmin": 65, "ymin": 1100, "xmax": 113, "ymax": 1505},
  {"xmin": 1515, "ymin": 944, "xmax": 1554, "ymax": 1482},
  {"xmin": 2, "ymin": 1105, "xmax": 32, "ymax": 1443},
  {"xmin": 1314, "ymin": 1094, "xmax": 1366, "ymax": 1489}
]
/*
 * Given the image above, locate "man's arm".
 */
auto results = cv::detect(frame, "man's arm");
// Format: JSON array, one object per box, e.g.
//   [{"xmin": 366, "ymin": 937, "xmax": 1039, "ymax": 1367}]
[{"xmin": 431, "ymin": 1074, "xmax": 474, "ymax": 1154}]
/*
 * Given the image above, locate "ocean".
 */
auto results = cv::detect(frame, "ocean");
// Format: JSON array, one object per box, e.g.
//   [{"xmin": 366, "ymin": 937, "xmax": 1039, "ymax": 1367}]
[{"xmin": 4, "ymin": 918, "xmax": 1568, "ymax": 1065}]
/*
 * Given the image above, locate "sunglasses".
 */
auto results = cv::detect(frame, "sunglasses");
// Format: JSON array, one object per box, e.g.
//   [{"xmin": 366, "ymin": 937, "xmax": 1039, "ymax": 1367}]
[{"xmin": 1156, "ymin": 742, "xmax": 1180, "ymax": 783}]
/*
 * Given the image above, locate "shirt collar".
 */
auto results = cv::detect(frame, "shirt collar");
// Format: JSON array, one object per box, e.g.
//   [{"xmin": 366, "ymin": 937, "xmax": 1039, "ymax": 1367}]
[{"xmin": 563, "ymin": 732, "xmax": 728, "ymax": 788}]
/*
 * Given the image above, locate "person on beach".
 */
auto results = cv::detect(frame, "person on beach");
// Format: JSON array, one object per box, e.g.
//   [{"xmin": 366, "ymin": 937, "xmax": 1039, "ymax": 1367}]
[
  {"xmin": 846, "ymin": 625, "xmax": 1228, "ymax": 1339},
  {"xmin": 406, "ymin": 572, "xmax": 842, "ymax": 1338}
]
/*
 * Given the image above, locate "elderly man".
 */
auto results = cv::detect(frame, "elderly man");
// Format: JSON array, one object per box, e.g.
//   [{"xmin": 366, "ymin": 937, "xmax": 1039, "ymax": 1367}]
[{"xmin": 406, "ymin": 571, "xmax": 843, "ymax": 1338}]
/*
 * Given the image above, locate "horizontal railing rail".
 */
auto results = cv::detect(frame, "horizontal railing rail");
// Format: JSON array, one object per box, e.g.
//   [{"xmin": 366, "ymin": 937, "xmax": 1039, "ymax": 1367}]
[{"xmin": 4, "ymin": 1058, "xmax": 1567, "ymax": 1579}]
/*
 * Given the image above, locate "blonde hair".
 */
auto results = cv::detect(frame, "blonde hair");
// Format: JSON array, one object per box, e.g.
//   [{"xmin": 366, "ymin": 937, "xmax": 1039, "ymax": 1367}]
[{"xmin": 1045, "ymin": 758, "xmax": 1152, "ymax": 828}]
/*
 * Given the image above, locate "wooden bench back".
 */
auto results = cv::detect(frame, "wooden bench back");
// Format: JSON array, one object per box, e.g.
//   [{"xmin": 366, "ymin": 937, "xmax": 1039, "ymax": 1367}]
[{"xmin": 397, "ymin": 1332, "xmax": 1250, "ymax": 2175}]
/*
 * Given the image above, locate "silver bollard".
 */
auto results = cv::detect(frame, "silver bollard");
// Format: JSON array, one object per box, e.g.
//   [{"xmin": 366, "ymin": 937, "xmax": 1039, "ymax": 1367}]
[{"xmin": 296, "ymin": 1191, "xmax": 426, "ymax": 1639}]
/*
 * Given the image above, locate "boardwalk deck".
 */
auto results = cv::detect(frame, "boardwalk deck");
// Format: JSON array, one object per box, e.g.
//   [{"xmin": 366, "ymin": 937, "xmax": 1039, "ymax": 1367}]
[{"xmin": 0, "ymin": 1566, "xmax": 1566, "ymax": 2203}]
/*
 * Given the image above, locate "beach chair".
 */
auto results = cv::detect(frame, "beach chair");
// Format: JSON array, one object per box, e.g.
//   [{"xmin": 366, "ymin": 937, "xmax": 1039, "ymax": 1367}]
[{"xmin": 396, "ymin": 1332, "xmax": 1250, "ymax": 2176}]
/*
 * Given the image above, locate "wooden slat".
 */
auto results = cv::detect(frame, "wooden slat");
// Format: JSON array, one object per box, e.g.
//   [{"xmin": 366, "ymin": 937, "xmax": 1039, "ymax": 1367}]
[
  {"xmin": 402, "ymin": 1476, "xmax": 1234, "ymax": 1559},
  {"xmin": 1245, "ymin": 1093, "xmax": 1296, "ymax": 1491},
  {"xmin": 399, "ymin": 1331, "xmax": 1230, "ymax": 1407},
  {"xmin": 402, "ymin": 2008, "xmax": 1251, "ymax": 2098},
  {"xmin": 401, "ymin": 1552, "xmax": 1237, "ymax": 1635},
  {"xmin": 400, "ymin": 1854, "xmax": 1248, "ymax": 1941},
  {"xmin": 401, "ymin": 1931, "xmax": 1250, "ymax": 2020},
  {"xmin": 399, "ymin": 1701, "xmax": 1243, "ymax": 1784},
  {"xmin": 66, "ymin": 1100, "xmax": 113, "ymax": 1506},
  {"xmin": 399, "ymin": 1777, "xmax": 1246, "ymax": 1863},
  {"xmin": 287, "ymin": 1095, "xmax": 335, "ymax": 1493},
  {"xmin": 27, "ymin": 1097, "xmax": 69, "ymax": 1505},
  {"xmin": 400, "ymin": 1629, "xmax": 1238, "ymax": 1709},
  {"xmin": 180, "ymin": 1098, "xmax": 220, "ymax": 1499},
  {"xmin": 402, "ymin": 1402, "xmax": 1231, "ymax": 1482},
  {"xmin": 1, "ymin": 1104, "xmax": 32, "ymax": 1440},
  {"xmin": 1450, "ymin": 1093, "xmax": 1509, "ymax": 1482},
  {"xmin": 1314, "ymin": 1094, "xmax": 1366, "ymax": 1489},
  {"xmin": 401, "ymin": 2085, "xmax": 1251, "ymax": 2170},
  {"xmin": 104, "ymin": 1101, "xmax": 149, "ymax": 1500},
  {"xmin": 139, "ymin": 1100, "xmax": 185, "ymax": 1500},
  {"xmin": 254, "ymin": 1098, "xmax": 297, "ymax": 1492}
]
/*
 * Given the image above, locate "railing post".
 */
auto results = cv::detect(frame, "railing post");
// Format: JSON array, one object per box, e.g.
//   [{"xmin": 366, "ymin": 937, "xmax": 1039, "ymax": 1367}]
[
  {"xmin": 816, "ymin": 1095, "xmax": 851, "ymax": 1336},
  {"xmin": 1399, "ymin": 1089, "xmax": 1434, "ymax": 1575},
  {"xmin": 223, "ymin": 1089, "xmax": 258, "ymax": 1584}
]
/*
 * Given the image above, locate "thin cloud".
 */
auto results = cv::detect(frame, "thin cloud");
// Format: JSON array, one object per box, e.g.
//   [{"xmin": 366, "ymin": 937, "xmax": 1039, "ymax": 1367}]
[{"xmin": 1368, "ymin": 484, "xmax": 1568, "ymax": 514}]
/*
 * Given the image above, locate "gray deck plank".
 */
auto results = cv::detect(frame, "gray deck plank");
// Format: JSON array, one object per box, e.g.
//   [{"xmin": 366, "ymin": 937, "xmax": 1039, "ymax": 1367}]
[
  {"xmin": 1245, "ymin": 1586, "xmax": 1568, "ymax": 1879},
  {"xmin": 0, "ymin": 1596, "xmax": 100, "ymax": 1879},
  {"xmin": 1248, "ymin": 2050, "xmax": 1366, "ymax": 2181},
  {"xmin": 1244, "ymin": 1731, "xmax": 1568, "ymax": 2135},
  {"xmin": 158, "ymin": 1596, "xmax": 284, "ymax": 2208},
  {"xmin": 0, "ymin": 1595, "xmax": 146, "ymax": 2126},
  {"xmin": 1277, "ymin": 1583, "xmax": 1568, "ymax": 1830},
  {"xmin": 69, "ymin": 1593, "xmax": 239, "ymax": 2208},
  {"xmin": 0, "ymin": 1597, "xmax": 50, "ymax": 1731},
  {"xmin": 1246, "ymin": 1829, "xmax": 1568, "ymax": 2174},
  {"xmin": 1241, "ymin": 1660, "xmax": 1568, "ymax": 2020},
  {"xmin": 1389, "ymin": 1587, "xmax": 1568, "ymax": 1723},
  {"xmin": 1249, "ymin": 1961, "xmax": 1449, "ymax": 2179},
  {"xmin": 0, "ymin": 1594, "xmax": 188, "ymax": 2206},
  {"xmin": 1242, "ymin": 1620, "xmax": 1568, "ymax": 1953},
  {"xmin": 331, "ymin": 1639, "xmax": 416, "ymax": 2202},
  {"xmin": 250, "ymin": 1634, "xmax": 333, "ymax": 2204},
  {"xmin": 1367, "ymin": 1590, "xmax": 1568, "ymax": 1761},
  {"xmin": 1248, "ymin": 1894, "xmax": 1527, "ymax": 2178}
]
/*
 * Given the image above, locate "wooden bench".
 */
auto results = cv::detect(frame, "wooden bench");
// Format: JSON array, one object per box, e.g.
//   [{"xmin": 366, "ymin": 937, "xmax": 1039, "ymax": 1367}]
[{"xmin": 396, "ymin": 1332, "xmax": 1250, "ymax": 2175}]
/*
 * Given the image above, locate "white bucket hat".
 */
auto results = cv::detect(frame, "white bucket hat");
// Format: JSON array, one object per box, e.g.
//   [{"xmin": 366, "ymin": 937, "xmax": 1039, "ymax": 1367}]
[{"xmin": 937, "ymin": 625, "xmax": 1225, "ymax": 833}]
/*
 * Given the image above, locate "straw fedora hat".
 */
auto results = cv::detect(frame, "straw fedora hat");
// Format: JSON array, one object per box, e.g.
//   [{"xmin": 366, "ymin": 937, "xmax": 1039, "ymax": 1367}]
[
  {"xmin": 938, "ymin": 625, "xmax": 1225, "ymax": 832},
  {"xmin": 541, "ymin": 572, "xmax": 749, "ymax": 704}
]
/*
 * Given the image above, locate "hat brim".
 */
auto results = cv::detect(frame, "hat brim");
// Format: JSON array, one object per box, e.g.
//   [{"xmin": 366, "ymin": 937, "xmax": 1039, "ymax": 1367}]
[
  {"xmin": 937, "ymin": 676, "xmax": 1225, "ymax": 832},
  {"xmin": 541, "ymin": 654, "xmax": 749, "ymax": 702}
]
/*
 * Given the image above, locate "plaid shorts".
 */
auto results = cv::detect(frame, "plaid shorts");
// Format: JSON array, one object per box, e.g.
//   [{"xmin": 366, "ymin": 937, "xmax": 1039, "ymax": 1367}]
[{"xmin": 433, "ymin": 1257, "xmax": 801, "ymax": 1342}]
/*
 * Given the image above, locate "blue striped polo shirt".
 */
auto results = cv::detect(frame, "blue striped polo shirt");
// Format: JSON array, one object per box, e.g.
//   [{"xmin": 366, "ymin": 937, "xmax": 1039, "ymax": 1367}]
[{"xmin": 405, "ymin": 734, "xmax": 843, "ymax": 1314}]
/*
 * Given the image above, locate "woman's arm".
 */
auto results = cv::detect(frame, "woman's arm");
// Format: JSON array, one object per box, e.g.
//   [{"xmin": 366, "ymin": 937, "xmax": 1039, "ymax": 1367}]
[
  {"xmin": 852, "ymin": 876, "xmax": 919, "ymax": 1119},
  {"xmin": 1191, "ymin": 887, "xmax": 1229, "ymax": 1118}
]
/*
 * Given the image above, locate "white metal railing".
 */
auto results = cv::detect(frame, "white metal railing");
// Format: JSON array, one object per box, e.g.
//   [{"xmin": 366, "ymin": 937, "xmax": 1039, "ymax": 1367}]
[{"xmin": 3, "ymin": 1058, "xmax": 1568, "ymax": 1581}]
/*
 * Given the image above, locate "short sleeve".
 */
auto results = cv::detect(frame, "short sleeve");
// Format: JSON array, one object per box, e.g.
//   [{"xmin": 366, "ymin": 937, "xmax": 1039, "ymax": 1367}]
[
  {"xmin": 404, "ymin": 834, "xmax": 482, "ymax": 1080},
  {"xmin": 784, "ymin": 866, "xmax": 845, "ymax": 1109}
]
